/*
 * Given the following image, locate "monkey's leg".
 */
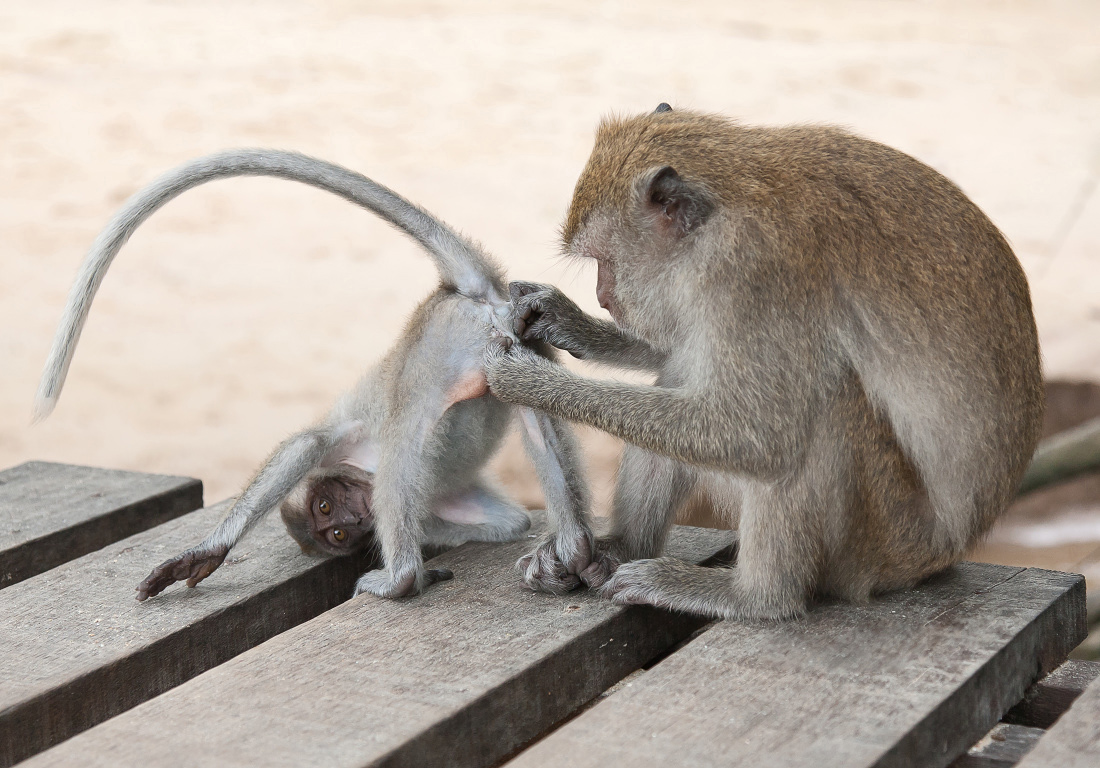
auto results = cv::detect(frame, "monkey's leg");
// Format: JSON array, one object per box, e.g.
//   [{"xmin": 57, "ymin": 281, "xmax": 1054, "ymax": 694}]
[
  {"xmin": 422, "ymin": 483, "xmax": 531, "ymax": 547},
  {"xmin": 136, "ymin": 425, "xmax": 344, "ymax": 601},
  {"xmin": 515, "ymin": 408, "xmax": 595, "ymax": 595},
  {"xmin": 352, "ymin": 415, "xmax": 454, "ymax": 599},
  {"xmin": 601, "ymin": 478, "xmax": 820, "ymax": 620},
  {"xmin": 580, "ymin": 446, "xmax": 695, "ymax": 589}
]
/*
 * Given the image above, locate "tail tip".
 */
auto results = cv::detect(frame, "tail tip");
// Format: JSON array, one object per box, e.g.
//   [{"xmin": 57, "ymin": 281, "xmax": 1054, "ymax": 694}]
[{"xmin": 32, "ymin": 394, "xmax": 58, "ymax": 424}]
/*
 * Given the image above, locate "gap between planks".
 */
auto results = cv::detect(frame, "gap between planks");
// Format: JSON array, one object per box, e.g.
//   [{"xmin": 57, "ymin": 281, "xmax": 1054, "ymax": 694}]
[{"xmin": 0, "ymin": 461, "xmax": 202, "ymax": 588}]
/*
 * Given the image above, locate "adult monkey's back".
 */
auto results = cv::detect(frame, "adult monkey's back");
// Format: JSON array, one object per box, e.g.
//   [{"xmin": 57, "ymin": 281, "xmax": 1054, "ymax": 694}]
[
  {"xmin": 34, "ymin": 149, "xmax": 507, "ymax": 422},
  {"xmin": 487, "ymin": 106, "xmax": 1044, "ymax": 620}
]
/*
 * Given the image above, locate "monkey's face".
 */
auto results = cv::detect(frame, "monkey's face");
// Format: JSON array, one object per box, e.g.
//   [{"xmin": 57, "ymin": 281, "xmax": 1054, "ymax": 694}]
[
  {"xmin": 568, "ymin": 164, "xmax": 716, "ymax": 347},
  {"xmin": 571, "ymin": 210, "xmax": 685, "ymax": 344},
  {"xmin": 304, "ymin": 475, "xmax": 375, "ymax": 556}
]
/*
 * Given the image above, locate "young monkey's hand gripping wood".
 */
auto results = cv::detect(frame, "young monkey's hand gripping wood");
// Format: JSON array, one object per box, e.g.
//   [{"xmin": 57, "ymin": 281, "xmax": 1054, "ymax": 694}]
[{"xmin": 488, "ymin": 105, "xmax": 1044, "ymax": 621}]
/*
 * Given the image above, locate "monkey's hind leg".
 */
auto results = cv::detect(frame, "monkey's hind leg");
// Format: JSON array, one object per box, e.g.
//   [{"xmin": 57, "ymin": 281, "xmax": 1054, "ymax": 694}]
[
  {"xmin": 423, "ymin": 483, "xmax": 531, "ymax": 547},
  {"xmin": 602, "ymin": 479, "xmax": 819, "ymax": 621},
  {"xmin": 353, "ymin": 418, "xmax": 454, "ymax": 599},
  {"xmin": 579, "ymin": 446, "xmax": 695, "ymax": 590},
  {"xmin": 515, "ymin": 408, "xmax": 595, "ymax": 595}
]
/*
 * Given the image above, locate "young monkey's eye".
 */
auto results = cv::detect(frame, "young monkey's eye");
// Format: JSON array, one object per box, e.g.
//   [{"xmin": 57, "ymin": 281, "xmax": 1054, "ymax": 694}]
[
  {"xmin": 318, "ymin": 499, "xmax": 332, "ymax": 515},
  {"xmin": 332, "ymin": 528, "xmax": 347, "ymax": 542}
]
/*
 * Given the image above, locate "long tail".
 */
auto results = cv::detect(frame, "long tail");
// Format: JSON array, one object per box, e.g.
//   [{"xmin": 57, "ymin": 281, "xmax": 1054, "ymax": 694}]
[{"xmin": 34, "ymin": 149, "xmax": 507, "ymax": 421}]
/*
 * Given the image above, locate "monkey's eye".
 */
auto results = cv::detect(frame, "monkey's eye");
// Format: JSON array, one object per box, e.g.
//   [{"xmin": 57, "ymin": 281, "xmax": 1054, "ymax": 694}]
[
  {"xmin": 318, "ymin": 499, "xmax": 332, "ymax": 515},
  {"xmin": 332, "ymin": 529, "xmax": 347, "ymax": 543}
]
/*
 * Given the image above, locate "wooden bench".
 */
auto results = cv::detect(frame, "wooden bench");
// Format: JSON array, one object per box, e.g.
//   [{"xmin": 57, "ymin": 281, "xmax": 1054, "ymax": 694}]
[{"xmin": 1, "ymin": 462, "xmax": 1095, "ymax": 768}]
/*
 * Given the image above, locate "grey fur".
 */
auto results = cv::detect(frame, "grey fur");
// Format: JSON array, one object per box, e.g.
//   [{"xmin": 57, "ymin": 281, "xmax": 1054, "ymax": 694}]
[
  {"xmin": 487, "ymin": 110, "xmax": 1044, "ymax": 620},
  {"xmin": 34, "ymin": 149, "xmax": 505, "ymax": 422},
  {"xmin": 32, "ymin": 149, "xmax": 593, "ymax": 601}
]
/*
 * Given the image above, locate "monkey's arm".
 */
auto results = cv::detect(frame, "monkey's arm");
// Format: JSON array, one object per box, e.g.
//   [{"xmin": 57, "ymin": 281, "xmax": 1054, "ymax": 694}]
[
  {"xmin": 486, "ymin": 343, "xmax": 805, "ymax": 478},
  {"xmin": 135, "ymin": 426, "xmax": 344, "ymax": 601},
  {"xmin": 509, "ymin": 282, "xmax": 666, "ymax": 371}
]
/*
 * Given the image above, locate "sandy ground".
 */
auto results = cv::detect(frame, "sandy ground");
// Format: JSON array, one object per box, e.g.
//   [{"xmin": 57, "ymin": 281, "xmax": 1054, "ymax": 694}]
[{"xmin": 2, "ymin": 1, "xmax": 1099, "ymax": 605}]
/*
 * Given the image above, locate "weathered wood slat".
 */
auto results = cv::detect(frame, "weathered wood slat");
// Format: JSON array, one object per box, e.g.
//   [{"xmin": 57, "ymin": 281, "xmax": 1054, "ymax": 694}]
[
  {"xmin": 1015, "ymin": 673, "xmax": 1100, "ymax": 767},
  {"xmin": 22, "ymin": 517, "xmax": 736, "ymax": 768},
  {"xmin": 508, "ymin": 564, "xmax": 1085, "ymax": 768},
  {"xmin": 949, "ymin": 723, "xmax": 1045, "ymax": 768},
  {"xmin": 0, "ymin": 501, "xmax": 375, "ymax": 768},
  {"xmin": 1003, "ymin": 659, "xmax": 1100, "ymax": 729},
  {"xmin": 0, "ymin": 461, "xmax": 202, "ymax": 588}
]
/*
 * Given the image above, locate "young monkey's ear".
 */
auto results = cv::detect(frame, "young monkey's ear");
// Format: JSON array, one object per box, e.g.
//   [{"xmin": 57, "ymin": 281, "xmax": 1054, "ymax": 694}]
[{"xmin": 645, "ymin": 166, "xmax": 714, "ymax": 237}]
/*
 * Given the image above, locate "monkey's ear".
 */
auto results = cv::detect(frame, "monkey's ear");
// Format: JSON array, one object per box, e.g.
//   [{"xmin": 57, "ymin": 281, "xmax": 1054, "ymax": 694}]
[
  {"xmin": 654, "ymin": 102, "xmax": 673, "ymax": 113},
  {"xmin": 645, "ymin": 166, "xmax": 713, "ymax": 237}
]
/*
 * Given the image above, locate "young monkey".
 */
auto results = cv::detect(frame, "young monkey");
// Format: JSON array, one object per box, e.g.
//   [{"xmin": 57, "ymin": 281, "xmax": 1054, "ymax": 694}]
[
  {"xmin": 34, "ymin": 150, "xmax": 593, "ymax": 601},
  {"xmin": 486, "ymin": 105, "xmax": 1044, "ymax": 620}
]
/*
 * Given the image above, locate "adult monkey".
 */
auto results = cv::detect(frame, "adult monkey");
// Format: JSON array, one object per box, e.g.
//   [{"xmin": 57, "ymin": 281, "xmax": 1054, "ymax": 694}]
[
  {"xmin": 34, "ymin": 150, "xmax": 593, "ymax": 600},
  {"xmin": 485, "ymin": 105, "xmax": 1044, "ymax": 620}
]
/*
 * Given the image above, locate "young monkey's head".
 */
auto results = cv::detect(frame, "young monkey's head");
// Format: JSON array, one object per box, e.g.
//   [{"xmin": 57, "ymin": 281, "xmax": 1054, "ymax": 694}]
[{"xmin": 280, "ymin": 465, "xmax": 376, "ymax": 557}]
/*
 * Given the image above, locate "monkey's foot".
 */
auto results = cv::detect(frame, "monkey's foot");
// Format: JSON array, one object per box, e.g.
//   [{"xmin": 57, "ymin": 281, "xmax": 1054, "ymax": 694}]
[
  {"xmin": 352, "ymin": 567, "xmax": 454, "ymax": 599},
  {"xmin": 600, "ymin": 558, "xmax": 805, "ymax": 620},
  {"xmin": 600, "ymin": 557, "xmax": 730, "ymax": 616},
  {"xmin": 577, "ymin": 538, "xmax": 625, "ymax": 590},
  {"xmin": 135, "ymin": 544, "xmax": 230, "ymax": 602},
  {"xmin": 516, "ymin": 532, "xmax": 593, "ymax": 595}
]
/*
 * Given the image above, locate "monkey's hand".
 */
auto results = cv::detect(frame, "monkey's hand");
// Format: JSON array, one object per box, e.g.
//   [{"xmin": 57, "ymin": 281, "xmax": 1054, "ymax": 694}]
[
  {"xmin": 135, "ymin": 544, "xmax": 230, "ymax": 602},
  {"xmin": 483, "ymin": 335, "xmax": 564, "ymax": 406},
  {"xmin": 509, "ymin": 281, "xmax": 593, "ymax": 359},
  {"xmin": 516, "ymin": 531, "xmax": 594, "ymax": 595},
  {"xmin": 352, "ymin": 566, "xmax": 454, "ymax": 599}
]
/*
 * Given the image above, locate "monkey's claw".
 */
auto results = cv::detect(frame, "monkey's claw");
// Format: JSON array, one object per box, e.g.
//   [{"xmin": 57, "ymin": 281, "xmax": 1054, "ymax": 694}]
[
  {"xmin": 135, "ymin": 544, "xmax": 230, "ymax": 602},
  {"xmin": 353, "ymin": 567, "xmax": 453, "ymax": 599}
]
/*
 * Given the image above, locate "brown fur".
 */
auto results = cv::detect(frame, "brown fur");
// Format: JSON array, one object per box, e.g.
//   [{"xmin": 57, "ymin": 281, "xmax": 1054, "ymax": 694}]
[{"xmin": 487, "ymin": 108, "xmax": 1043, "ymax": 619}]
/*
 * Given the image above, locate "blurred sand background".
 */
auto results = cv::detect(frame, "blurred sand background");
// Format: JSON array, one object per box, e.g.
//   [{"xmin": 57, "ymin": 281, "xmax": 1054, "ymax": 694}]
[{"xmin": 2, "ymin": 1, "xmax": 1098, "ymax": 619}]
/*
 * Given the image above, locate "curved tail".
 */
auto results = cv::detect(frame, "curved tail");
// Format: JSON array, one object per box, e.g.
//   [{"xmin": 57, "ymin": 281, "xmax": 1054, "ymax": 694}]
[{"xmin": 34, "ymin": 149, "xmax": 507, "ymax": 421}]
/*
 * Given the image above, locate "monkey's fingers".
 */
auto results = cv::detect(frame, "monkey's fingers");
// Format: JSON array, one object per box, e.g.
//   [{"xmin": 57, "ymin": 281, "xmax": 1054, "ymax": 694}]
[
  {"xmin": 508, "ymin": 280, "xmax": 549, "ymax": 302},
  {"xmin": 135, "ymin": 558, "xmax": 186, "ymax": 602},
  {"xmin": 135, "ymin": 546, "xmax": 228, "ymax": 601}
]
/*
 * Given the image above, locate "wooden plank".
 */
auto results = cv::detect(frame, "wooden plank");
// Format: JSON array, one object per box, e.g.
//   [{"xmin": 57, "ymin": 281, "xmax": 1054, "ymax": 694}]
[
  {"xmin": 1003, "ymin": 659, "xmax": 1100, "ymax": 729},
  {"xmin": 21, "ymin": 517, "xmax": 737, "ymax": 768},
  {"xmin": 508, "ymin": 564, "xmax": 1085, "ymax": 768},
  {"xmin": 1015, "ymin": 674, "xmax": 1100, "ymax": 767},
  {"xmin": 0, "ymin": 501, "xmax": 375, "ymax": 768},
  {"xmin": 0, "ymin": 461, "xmax": 203, "ymax": 588},
  {"xmin": 949, "ymin": 723, "xmax": 1044, "ymax": 768}
]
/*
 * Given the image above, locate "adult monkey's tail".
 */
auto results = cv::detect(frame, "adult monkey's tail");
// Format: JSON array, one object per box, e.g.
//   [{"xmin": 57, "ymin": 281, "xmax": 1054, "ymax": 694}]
[{"xmin": 34, "ymin": 149, "xmax": 507, "ymax": 421}]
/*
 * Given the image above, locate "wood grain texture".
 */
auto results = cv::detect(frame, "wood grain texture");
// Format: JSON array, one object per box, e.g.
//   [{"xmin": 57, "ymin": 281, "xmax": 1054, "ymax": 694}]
[
  {"xmin": 949, "ymin": 723, "xmax": 1044, "ymax": 768},
  {"xmin": 0, "ymin": 461, "xmax": 203, "ymax": 588},
  {"xmin": 508, "ymin": 564, "xmax": 1085, "ymax": 768},
  {"xmin": 22, "ymin": 517, "xmax": 737, "ymax": 768},
  {"xmin": 1015, "ymin": 673, "xmax": 1100, "ymax": 767},
  {"xmin": 1003, "ymin": 659, "xmax": 1100, "ymax": 729},
  {"xmin": 0, "ymin": 500, "xmax": 375, "ymax": 768}
]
